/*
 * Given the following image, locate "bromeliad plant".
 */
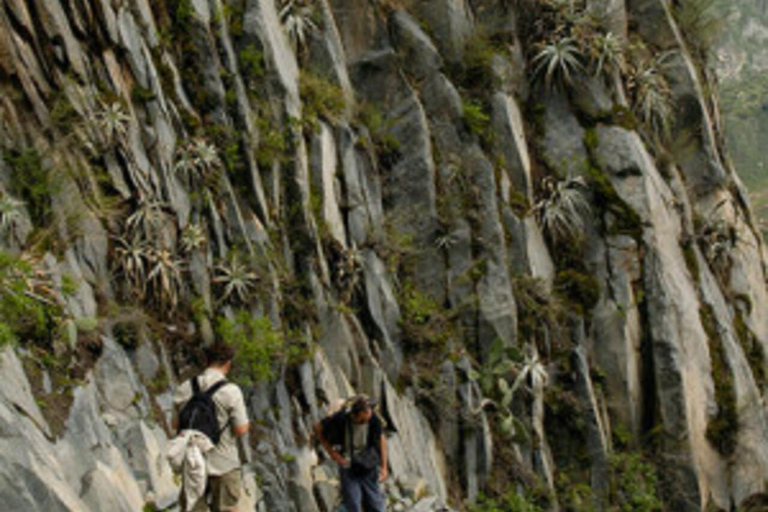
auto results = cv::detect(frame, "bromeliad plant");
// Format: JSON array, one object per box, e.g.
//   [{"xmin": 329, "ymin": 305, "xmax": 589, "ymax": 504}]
[
  {"xmin": 589, "ymin": 31, "xmax": 626, "ymax": 78},
  {"xmin": 125, "ymin": 199, "xmax": 170, "ymax": 242},
  {"xmin": 627, "ymin": 46, "xmax": 676, "ymax": 139},
  {"xmin": 180, "ymin": 223, "xmax": 207, "ymax": 254},
  {"xmin": 94, "ymin": 101, "xmax": 131, "ymax": 148},
  {"xmin": 214, "ymin": 254, "xmax": 259, "ymax": 304},
  {"xmin": 531, "ymin": 36, "xmax": 585, "ymax": 91},
  {"xmin": 146, "ymin": 247, "xmax": 185, "ymax": 313},
  {"xmin": 114, "ymin": 235, "xmax": 151, "ymax": 300},
  {"xmin": 534, "ymin": 176, "xmax": 592, "ymax": 246},
  {"xmin": 279, "ymin": 0, "xmax": 317, "ymax": 54},
  {"xmin": 174, "ymin": 138, "xmax": 222, "ymax": 187}
]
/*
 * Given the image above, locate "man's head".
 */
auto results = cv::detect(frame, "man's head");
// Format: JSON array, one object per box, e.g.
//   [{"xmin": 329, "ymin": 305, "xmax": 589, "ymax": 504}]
[
  {"xmin": 205, "ymin": 341, "xmax": 235, "ymax": 373},
  {"xmin": 350, "ymin": 396, "xmax": 374, "ymax": 424}
]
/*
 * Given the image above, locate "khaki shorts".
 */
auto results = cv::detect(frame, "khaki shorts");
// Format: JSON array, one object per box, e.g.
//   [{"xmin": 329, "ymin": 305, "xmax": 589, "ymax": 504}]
[{"xmin": 186, "ymin": 469, "xmax": 243, "ymax": 512}]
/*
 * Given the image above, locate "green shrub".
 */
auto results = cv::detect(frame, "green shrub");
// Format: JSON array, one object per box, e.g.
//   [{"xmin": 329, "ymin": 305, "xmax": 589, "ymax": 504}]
[
  {"xmin": 216, "ymin": 311, "xmax": 284, "ymax": 383},
  {"xmin": 469, "ymin": 491, "xmax": 542, "ymax": 512},
  {"xmin": 462, "ymin": 99, "xmax": 491, "ymax": 142},
  {"xmin": 398, "ymin": 281, "xmax": 455, "ymax": 351},
  {"xmin": 239, "ymin": 45, "xmax": 265, "ymax": 82},
  {"xmin": 609, "ymin": 452, "xmax": 663, "ymax": 512},
  {"xmin": 299, "ymin": 72, "xmax": 346, "ymax": 129},
  {"xmin": 554, "ymin": 269, "xmax": 600, "ymax": 314},
  {"xmin": 460, "ymin": 32, "xmax": 498, "ymax": 91},
  {"xmin": 0, "ymin": 322, "xmax": 17, "ymax": 347},
  {"xmin": 0, "ymin": 251, "xmax": 60, "ymax": 346},
  {"xmin": 4, "ymin": 149, "xmax": 57, "ymax": 226}
]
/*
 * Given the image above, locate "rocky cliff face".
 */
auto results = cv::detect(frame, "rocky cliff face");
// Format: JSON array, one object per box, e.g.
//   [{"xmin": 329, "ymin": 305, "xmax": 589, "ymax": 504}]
[{"xmin": 0, "ymin": 0, "xmax": 766, "ymax": 511}]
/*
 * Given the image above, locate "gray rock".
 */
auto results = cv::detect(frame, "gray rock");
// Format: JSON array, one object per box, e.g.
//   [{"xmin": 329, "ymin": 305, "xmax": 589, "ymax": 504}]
[
  {"xmin": 310, "ymin": 122, "xmax": 347, "ymax": 246},
  {"xmin": 571, "ymin": 73, "xmax": 614, "ymax": 120},
  {"xmin": 383, "ymin": 379, "xmax": 448, "ymax": 504},
  {"xmin": 0, "ymin": 399, "xmax": 89, "ymax": 512},
  {"xmin": 132, "ymin": 340, "xmax": 160, "ymax": 382},
  {"xmin": 573, "ymin": 343, "xmax": 610, "ymax": 498},
  {"xmin": 362, "ymin": 250, "xmax": 402, "ymax": 380},
  {"xmin": 243, "ymin": 0, "xmax": 301, "ymax": 116},
  {"xmin": 541, "ymin": 92, "xmax": 589, "ymax": 177},
  {"xmin": 94, "ymin": 337, "xmax": 148, "ymax": 420},
  {"xmin": 492, "ymin": 92, "xmax": 533, "ymax": 202},
  {"xmin": 118, "ymin": 421, "xmax": 178, "ymax": 509},
  {"xmin": 391, "ymin": 10, "xmax": 444, "ymax": 80},
  {"xmin": 79, "ymin": 461, "xmax": 145, "ymax": 512},
  {"xmin": 0, "ymin": 347, "xmax": 50, "ymax": 436},
  {"xmin": 413, "ymin": 0, "xmax": 474, "ymax": 64}
]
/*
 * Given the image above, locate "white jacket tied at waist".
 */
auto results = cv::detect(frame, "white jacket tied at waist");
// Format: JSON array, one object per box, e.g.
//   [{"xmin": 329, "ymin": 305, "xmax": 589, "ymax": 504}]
[{"xmin": 166, "ymin": 430, "xmax": 215, "ymax": 511}]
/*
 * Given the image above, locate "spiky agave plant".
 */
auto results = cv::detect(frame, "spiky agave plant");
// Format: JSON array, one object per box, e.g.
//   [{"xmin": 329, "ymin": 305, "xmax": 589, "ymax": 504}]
[
  {"xmin": 279, "ymin": 0, "xmax": 317, "ymax": 53},
  {"xmin": 531, "ymin": 36, "xmax": 585, "ymax": 90},
  {"xmin": 146, "ymin": 247, "xmax": 184, "ymax": 312},
  {"xmin": 214, "ymin": 254, "xmax": 258, "ymax": 304},
  {"xmin": 95, "ymin": 102, "xmax": 131, "ymax": 147},
  {"xmin": 534, "ymin": 176, "xmax": 592, "ymax": 245}
]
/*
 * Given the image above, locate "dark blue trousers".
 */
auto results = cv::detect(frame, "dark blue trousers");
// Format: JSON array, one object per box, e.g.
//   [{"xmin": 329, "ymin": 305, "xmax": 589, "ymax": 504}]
[{"xmin": 340, "ymin": 467, "xmax": 386, "ymax": 512}]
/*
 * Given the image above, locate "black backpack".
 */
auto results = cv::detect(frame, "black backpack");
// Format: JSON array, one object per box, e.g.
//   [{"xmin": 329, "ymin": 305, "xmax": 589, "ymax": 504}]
[{"xmin": 178, "ymin": 377, "xmax": 230, "ymax": 444}]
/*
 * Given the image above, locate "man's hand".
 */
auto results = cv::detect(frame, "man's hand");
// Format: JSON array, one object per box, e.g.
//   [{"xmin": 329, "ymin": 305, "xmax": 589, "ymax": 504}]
[
  {"xmin": 332, "ymin": 453, "xmax": 350, "ymax": 467},
  {"xmin": 379, "ymin": 465, "xmax": 388, "ymax": 482}
]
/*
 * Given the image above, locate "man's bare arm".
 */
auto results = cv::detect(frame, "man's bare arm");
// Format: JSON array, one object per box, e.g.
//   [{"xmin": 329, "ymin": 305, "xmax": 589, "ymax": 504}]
[
  {"xmin": 379, "ymin": 434, "xmax": 388, "ymax": 482},
  {"xmin": 233, "ymin": 422, "xmax": 250, "ymax": 437},
  {"xmin": 314, "ymin": 421, "xmax": 349, "ymax": 466}
]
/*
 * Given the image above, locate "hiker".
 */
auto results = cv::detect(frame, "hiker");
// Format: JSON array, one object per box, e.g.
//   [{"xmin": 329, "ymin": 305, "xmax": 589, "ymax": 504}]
[
  {"xmin": 171, "ymin": 341, "xmax": 250, "ymax": 512},
  {"xmin": 315, "ymin": 396, "xmax": 388, "ymax": 512}
]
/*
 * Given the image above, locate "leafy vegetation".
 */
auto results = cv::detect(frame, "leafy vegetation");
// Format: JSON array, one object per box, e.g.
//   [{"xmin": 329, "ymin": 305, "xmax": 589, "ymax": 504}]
[
  {"xmin": 608, "ymin": 452, "xmax": 663, "ymax": 511},
  {"xmin": 468, "ymin": 491, "xmax": 542, "ymax": 512},
  {"xmin": 0, "ymin": 251, "xmax": 62, "ymax": 348},
  {"xmin": 299, "ymin": 71, "xmax": 346, "ymax": 130},
  {"xmin": 216, "ymin": 311, "xmax": 284, "ymax": 383},
  {"xmin": 398, "ymin": 282, "xmax": 455, "ymax": 351},
  {"xmin": 4, "ymin": 149, "xmax": 58, "ymax": 227}
]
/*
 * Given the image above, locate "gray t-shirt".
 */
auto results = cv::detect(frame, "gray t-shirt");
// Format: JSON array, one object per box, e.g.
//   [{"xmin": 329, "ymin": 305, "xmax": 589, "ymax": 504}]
[
  {"xmin": 351, "ymin": 422, "xmax": 368, "ymax": 454},
  {"xmin": 174, "ymin": 368, "xmax": 249, "ymax": 476}
]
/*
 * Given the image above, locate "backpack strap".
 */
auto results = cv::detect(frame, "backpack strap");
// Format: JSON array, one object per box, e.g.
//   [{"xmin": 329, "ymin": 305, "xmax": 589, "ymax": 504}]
[
  {"xmin": 191, "ymin": 376, "xmax": 201, "ymax": 396},
  {"xmin": 205, "ymin": 379, "xmax": 229, "ymax": 398},
  {"xmin": 205, "ymin": 379, "xmax": 233, "ymax": 439}
]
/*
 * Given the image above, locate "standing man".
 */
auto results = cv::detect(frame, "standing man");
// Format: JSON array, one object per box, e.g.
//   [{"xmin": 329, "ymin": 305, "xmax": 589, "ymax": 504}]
[
  {"xmin": 173, "ymin": 341, "xmax": 250, "ymax": 512},
  {"xmin": 315, "ymin": 396, "xmax": 388, "ymax": 512}
]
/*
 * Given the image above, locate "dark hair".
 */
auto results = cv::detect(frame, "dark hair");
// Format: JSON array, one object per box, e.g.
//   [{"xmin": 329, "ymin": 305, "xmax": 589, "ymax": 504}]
[
  {"xmin": 350, "ymin": 395, "xmax": 373, "ymax": 415},
  {"xmin": 205, "ymin": 341, "xmax": 235, "ymax": 366}
]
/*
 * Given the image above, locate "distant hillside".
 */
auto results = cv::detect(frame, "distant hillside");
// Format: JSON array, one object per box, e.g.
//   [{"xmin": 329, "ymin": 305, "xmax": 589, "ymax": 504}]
[{"xmin": 717, "ymin": 0, "xmax": 768, "ymax": 234}]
